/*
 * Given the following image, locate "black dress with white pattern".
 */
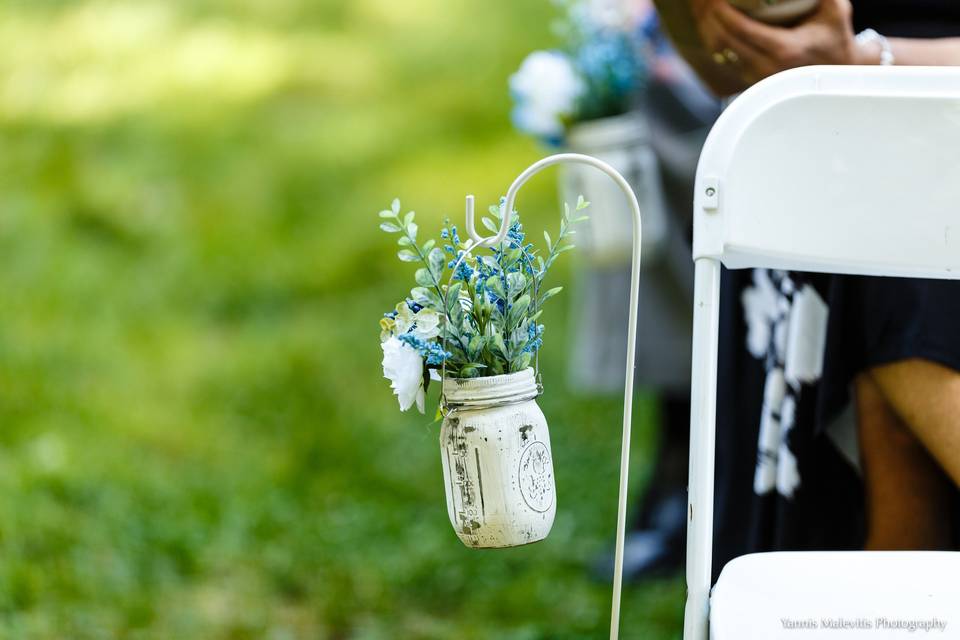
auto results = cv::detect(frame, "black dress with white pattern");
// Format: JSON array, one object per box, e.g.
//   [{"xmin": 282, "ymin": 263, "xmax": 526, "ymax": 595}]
[{"xmin": 711, "ymin": 0, "xmax": 960, "ymax": 582}]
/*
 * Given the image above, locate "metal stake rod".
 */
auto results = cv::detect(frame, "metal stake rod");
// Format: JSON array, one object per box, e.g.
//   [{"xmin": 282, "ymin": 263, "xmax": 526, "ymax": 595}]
[{"xmin": 464, "ymin": 153, "xmax": 642, "ymax": 639}]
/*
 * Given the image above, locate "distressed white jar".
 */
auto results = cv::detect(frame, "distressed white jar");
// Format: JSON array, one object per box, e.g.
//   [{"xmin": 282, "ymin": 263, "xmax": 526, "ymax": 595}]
[{"xmin": 439, "ymin": 368, "xmax": 556, "ymax": 549}]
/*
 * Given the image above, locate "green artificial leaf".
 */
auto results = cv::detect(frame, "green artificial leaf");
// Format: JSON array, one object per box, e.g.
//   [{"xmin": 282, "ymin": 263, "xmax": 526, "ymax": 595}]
[
  {"xmin": 488, "ymin": 204, "xmax": 502, "ymax": 220},
  {"xmin": 467, "ymin": 335, "xmax": 485, "ymax": 358},
  {"xmin": 406, "ymin": 222, "xmax": 418, "ymax": 241},
  {"xmin": 529, "ymin": 309, "xmax": 543, "ymax": 322},
  {"xmin": 380, "ymin": 222, "xmax": 401, "ymax": 233},
  {"xmin": 506, "ymin": 272, "xmax": 527, "ymax": 296},
  {"xmin": 485, "ymin": 276, "xmax": 506, "ymax": 300},
  {"xmin": 397, "ymin": 236, "xmax": 412, "ymax": 246},
  {"xmin": 422, "ymin": 239, "xmax": 436, "ymax": 252},
  {"xmin": 511, "ymin": 352, "xmax": 533, "ymax": 372},
  {"xmin": 573, "ymin": 215, "xmax": 590, "ymax": 223},
  {"xmin": 482, "ymin": 217, "xmax": 498, "ymax": 233},
  {"xmin": 443, "ymin": 337, "xmax": 466, "ymax": 360},
  {"xmin": 379, "ymin": 209, "xmax": 396, "ymax": 219},
  {"xmin": 508, "ymin": 294, "xmax": 530, "ymax": 327},
  {"xmin": 543, "ymin": 230, "xmax": 552, "ymax": 251},
  {"xmin": 428, "ymin": 247, "xmax": 446, "ymax": 276},
  {"xmin": 403, "ymin": 211, "xmax": 415, "ymax": 227},
  {"xmin": 449, "ymin": 298, "xmax": 465, "ymax": 328},
  {"xmin": 445, "ymin": 282, "xmax": 463, "ymax": 312},
  {"xmin": 391, "ymin": 198, "xmax": 401, "ymax": 214},
  {"xmin": 411, "ymin": 286, "xmax": 442, "ymax": 309},
  {"xmin": 576, "ymin": 194, "xmax": 590, "ymax": 210},
  {"xmin": 415, "ymin": 268, "xmax": 435, "ymax": 288},
  {"xmin": 398, "ymin": 250, "xmax": 418, "ymax": 262},
  {"xmin": 491, "ymin": 330, "xmax": 508, "ymax": 358},
  {"xmin": 540, "ymin": 286, "xmax": 563, "ymax": 303}
]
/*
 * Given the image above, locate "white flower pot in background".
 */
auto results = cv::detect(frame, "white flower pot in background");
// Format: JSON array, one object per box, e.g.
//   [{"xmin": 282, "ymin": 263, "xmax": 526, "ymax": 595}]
[
  {"xmin": 561, "ymin": 111, "xmax": 694, "ymax": 395},
  {"xmin": 561, "ymin": 111, "xmax": 668, "ymax": 266},
  {"xmin": 439, "ymin": 368, "xmax": 556, "ymax": 549}
]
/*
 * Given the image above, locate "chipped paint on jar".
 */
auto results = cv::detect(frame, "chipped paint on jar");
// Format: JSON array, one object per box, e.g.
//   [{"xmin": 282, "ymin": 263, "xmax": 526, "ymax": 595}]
[{"xmin": 440, "ymin": 368, "xmax": 556, "ymax": 549}]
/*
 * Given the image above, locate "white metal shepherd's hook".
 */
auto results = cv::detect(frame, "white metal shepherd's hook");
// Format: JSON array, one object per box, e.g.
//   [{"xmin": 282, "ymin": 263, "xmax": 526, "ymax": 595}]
[{"xmin": 463, "ymin": 153, "xmax": 642, "ymax": 640}]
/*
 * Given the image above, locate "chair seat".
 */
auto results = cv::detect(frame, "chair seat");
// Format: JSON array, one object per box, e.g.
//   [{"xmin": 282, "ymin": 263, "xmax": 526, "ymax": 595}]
[{"xmin": 710, "ymin": 552, "xmax": 960, "ymax": 639}]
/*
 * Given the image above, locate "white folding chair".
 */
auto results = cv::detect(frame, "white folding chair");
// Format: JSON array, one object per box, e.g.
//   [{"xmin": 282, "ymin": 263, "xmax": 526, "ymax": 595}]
[{"xmin": 684, "ymin": 66, "xmax": 960, "ymax": 640}]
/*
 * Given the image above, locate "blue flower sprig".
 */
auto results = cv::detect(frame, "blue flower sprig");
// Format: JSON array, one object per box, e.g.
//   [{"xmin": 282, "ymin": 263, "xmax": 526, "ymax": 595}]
[{"xmin": 378, "ymin": 196, "xmax": 589, "ymax": 380}]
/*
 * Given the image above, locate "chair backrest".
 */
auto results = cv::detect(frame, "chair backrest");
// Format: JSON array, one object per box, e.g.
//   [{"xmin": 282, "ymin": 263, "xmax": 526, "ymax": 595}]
[{"xmin": 693, "ymin": 65, "xmax": 960, "ymax": 279}]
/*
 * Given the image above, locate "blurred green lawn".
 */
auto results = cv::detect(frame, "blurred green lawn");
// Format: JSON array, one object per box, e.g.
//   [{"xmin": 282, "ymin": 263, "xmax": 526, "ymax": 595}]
[{"xmin": 0, "ymin": 1, "xmax": 684, "ymax": 638}]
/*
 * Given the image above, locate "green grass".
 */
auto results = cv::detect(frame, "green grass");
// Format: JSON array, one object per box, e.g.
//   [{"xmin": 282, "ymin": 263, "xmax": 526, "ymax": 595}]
[{"xmin": 0, "ymin": 1, "xmax": 685, "ymax": 637}]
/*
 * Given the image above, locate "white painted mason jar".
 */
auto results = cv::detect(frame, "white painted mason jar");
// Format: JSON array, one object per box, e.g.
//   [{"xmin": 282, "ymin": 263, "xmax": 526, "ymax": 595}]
[{"xmin": 439, "ymin": 368, "xmax": 556, "ymax": 549}]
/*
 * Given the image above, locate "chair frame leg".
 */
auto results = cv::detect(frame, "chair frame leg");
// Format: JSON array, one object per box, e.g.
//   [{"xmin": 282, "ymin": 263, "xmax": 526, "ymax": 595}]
[{"xmin": 684, "ymin": 257, "xmax": 722, "ymax": 640}]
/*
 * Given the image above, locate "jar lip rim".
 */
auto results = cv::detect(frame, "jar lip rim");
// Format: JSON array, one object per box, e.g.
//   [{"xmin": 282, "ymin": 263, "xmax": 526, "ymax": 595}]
[
  {"xmin": 442, "ymin": 368, "xmax": 539, "ymax": 407},
  {"xmin": 442, "ymin": 367, "xmax": 534, "ymax": 386}
]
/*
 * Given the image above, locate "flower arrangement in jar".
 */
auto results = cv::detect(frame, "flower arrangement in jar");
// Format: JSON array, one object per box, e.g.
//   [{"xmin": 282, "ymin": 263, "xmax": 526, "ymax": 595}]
[{"xmin": 377, "ymin": 196, "xmax": 589, "ymax": 547}]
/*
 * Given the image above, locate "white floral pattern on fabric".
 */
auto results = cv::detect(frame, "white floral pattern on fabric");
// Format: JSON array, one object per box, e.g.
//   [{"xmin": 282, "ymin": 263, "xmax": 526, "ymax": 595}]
[{"xmin": 742, "ymin": 269, "xmax": 828, "ymax": 499}]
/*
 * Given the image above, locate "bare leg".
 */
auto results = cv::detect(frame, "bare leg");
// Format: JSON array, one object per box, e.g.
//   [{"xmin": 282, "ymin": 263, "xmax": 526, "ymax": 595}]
[
  {"xmin": 869, "ymin": 358, "xmax": 960, "ymax": 487},
  {"xmin": 856, "ymin": 371, "xmax": 954, "ymax": 550}
]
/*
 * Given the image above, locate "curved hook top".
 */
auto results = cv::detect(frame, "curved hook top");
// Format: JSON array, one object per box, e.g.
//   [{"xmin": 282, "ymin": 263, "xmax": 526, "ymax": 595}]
[{"xmin": 463, "ymin": 152, "xmax": 642, "ymax": 249}]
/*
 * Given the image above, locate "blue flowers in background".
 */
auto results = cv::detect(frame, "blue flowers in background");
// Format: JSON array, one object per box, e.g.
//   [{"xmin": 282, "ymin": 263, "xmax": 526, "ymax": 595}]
[
  {"xmin": 509, "ymin": 0, "xmax": 649, "ymax": 145},
  {"xmin": 574, "ymin": 28, "xmax": 643, "ymax": 122}
]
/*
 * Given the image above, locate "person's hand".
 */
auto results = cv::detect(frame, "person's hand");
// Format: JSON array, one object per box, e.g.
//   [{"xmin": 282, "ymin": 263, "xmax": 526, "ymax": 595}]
[{"xmin": 692, "ymin": 0, "xmax": 871, "ymax": 86}]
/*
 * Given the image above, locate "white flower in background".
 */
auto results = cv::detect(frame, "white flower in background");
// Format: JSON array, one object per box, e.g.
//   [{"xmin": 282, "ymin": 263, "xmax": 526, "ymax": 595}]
[
  {"xmin": 381, "ymin": 336, "xmax": 426, "ymax": 413},
  {"xmin": 509, "ymin": 50, "xmax": 584, "ymax": 141}
]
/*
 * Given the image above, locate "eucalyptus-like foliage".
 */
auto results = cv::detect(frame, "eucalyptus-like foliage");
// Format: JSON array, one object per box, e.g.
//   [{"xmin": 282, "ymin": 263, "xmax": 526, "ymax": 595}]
[{"xmin": 378, "ymin": 196, "xmax": 589, "ymax": 381}]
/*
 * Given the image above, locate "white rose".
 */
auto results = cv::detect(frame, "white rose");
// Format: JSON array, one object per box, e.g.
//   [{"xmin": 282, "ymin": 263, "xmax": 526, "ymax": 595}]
[
  {"xmin": 381, "ymin": 336, "xmax": 426, "ymax": 413},
  {"xmin": 509, "ymin": 51, "xmax": 583, "ymax": 139}
]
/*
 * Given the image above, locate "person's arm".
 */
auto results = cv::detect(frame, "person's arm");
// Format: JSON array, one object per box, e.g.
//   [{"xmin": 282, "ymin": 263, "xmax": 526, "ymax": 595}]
[
  {"xmin": 657, "ymin": 0, "xmax": 960, "ymax": 97},
  {"xmin": 886, "ymin": 38, "xmax": 960, "ymax": 66},
  {"xmin": 652, "ymin": 0, "xmax": 748, "ymax": 95}
]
